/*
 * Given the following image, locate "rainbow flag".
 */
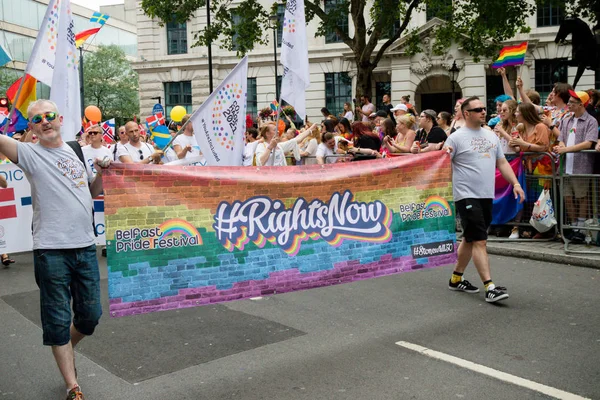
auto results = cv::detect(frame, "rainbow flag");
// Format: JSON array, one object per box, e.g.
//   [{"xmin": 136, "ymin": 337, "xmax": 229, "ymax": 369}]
[
  {"xmin": 492, "ymin": 42, "xmax": 528, "ymax": 69},
  {"xmin": 492, "ymin": 157, "xmax": 525, "ymax": 224},
  {"xmin": 1, "ymin": 74, "xmax": 37, "ymax": 133},
  {"xmin": 75, "ymin": 27, "xmax": 101, "ymax": 48},
  {"xmin": 270, "ymin": 100, "xmax": 279, "ymax": 112}
]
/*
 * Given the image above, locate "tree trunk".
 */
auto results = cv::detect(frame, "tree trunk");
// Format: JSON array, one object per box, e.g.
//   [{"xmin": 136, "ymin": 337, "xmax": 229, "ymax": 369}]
[{"xmin": 355, "ymin": 62, "xmax": 374, "ymax": 102}]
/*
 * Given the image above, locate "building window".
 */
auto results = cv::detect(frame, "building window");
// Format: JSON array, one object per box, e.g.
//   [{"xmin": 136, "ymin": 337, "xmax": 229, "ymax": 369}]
[
  {"xmin": 324, "ymin": 0, "xmax": 349, "ymax": 44},
  {"xmin": 427, "ymin": 0, "xmax": 452, "ymax": 21},
  {"xmin": 167, "ymin": 20, "xmax": 187, "ymax": 55},
  {"xmin": 276, "ymin": 4, "xmax": 285, "ymax": 48},
  {"xmin": 596, "ymin": 69, "xmax": 600, "ymax": 91},
  {"xmin": 247, "ymin": 78, "xmax": 257, "ymax": 117},
  {"xmin": 535, "ymin": 59, "xmax": 568, "ymax": 103},
  {"xmin": 325, "ymin": 72, "xmax": 352, "ymax": 116},
  {"xmin": 164, "ymin": 81, "xmax": 192, "ymax": 118},
  {"xmin": 232, "ymin": 11, "xmax": 242, "ymax": 51},
  {"xmin": 537, "ymin": 0, "xmax": 564, "ymax": 27}
]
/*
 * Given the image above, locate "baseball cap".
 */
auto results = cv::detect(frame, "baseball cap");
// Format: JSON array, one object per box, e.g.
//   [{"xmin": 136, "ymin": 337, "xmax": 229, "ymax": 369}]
[
  {"xmin": 568, "ymin": 90, "xmax": 590, "ymax": 107},
  {"xmin": 390, "ymin": 104, "xmax": 408, "ymax": 112},
  {"xmin": 375, "ymin": 110, "xmax": 388, "ymax": 118}
]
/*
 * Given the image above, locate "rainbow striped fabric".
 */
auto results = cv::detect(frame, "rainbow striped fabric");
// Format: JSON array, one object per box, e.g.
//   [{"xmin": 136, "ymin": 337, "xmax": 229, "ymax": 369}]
[
  {"xmin": 104, "ymin": 153, "xmax": 457, "ymax": 317},
  {"xmin": 75, "ymin": 27, "xmax": 101, "ymax": 48},
  {"xmin": 492, "ymin": 42, "xmax": 527, "ymax": 68},
  {"xmin": 1, "ymin": 74, "xmax": 36, "ymax": 133}
]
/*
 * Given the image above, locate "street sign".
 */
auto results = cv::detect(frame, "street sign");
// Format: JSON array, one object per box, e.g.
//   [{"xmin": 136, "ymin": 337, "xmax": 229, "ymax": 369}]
[{"xmin": 152, "ymin": 103, "xmax": 164, "ymax": 116}]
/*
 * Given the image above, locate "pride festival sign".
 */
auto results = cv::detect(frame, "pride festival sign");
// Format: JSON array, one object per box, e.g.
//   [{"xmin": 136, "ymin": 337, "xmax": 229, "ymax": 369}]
[{"xmin": 103, "ymin": 152, "xmax": 457, "ymax": 317}]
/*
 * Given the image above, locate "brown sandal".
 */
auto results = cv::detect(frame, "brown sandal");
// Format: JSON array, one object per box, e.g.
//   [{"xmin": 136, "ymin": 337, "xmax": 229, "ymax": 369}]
[{"xmin": 1, "ymin": 254, "xmax": 15, "ymax": 266}]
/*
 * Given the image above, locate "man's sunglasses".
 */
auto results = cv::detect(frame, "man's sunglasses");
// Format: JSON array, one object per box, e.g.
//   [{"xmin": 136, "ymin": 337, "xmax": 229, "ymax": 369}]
[
  {"xmin": 30, "ymin": 112, "xmax": 58, "ymax": 124},
  {"xmin": 466, "ymin": 107, "xmax": 486, "ymax": 113},
  {"xmin": 88, "ymin": 131, "xmax": 102, "ymax": 136},
  {"xmin": 138, "ymin": 149, "xmax": 144, "ymax": 160}
]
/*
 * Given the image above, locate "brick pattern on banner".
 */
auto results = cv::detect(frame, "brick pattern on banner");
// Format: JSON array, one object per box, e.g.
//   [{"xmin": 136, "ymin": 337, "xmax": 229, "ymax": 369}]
[{"xmin": 104, "ymin": 153, "xmax": 457, "ymax": 317}]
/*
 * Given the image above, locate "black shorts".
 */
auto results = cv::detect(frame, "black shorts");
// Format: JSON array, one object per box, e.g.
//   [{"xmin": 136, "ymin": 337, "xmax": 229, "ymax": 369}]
[{"xmin": 455, "ymin": 198, "xmax": 493, "ymax": 242}]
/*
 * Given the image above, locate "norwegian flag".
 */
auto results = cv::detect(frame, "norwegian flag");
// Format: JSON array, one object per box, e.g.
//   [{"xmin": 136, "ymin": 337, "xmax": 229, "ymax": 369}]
[
  {"xmin": 102, "ymin": 118, "xmax": 115, "ymax": 143},
  {"xmin": 145, "ymin": 112, "xmax": 165, "ymax": 129},
  {"xmin": 138, "ymin": 123, "xmax": 147, "ymax": 136}
]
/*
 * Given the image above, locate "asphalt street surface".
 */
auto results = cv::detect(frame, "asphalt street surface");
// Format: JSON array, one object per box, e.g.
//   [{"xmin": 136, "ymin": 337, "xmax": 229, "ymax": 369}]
[{"xmin": 0, "ymin": 249, "xmax": 598, "ymax": 399}]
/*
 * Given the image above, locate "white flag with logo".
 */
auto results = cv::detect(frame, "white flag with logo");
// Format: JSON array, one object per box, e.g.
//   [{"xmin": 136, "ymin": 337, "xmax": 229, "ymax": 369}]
[
  {"xmin": 25, "ymin": 0, "xmax": 59, "ymax": 86},
  {"xmin": 189, "ymin": 56, "xmax": 248, "ymax": 166},
  {"xmin": 50, "ymin": 0, "xmax": 81, "ymax": 142},
  {"xmin": 280, "ymin": 0, "xmax": 310, "ymax": 119}
]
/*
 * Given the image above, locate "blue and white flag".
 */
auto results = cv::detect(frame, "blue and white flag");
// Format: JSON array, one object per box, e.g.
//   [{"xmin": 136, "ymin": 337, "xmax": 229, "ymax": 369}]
[{"xmin": 0, "ymin": 44, "xmax": 12, "ymax": 67}]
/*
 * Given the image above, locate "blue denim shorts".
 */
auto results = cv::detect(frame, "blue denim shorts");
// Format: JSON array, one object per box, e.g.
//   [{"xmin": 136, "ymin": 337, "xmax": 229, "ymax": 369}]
[{"xmin": 33, "ymin": 244, "xmax": 102, "ymax": 346}]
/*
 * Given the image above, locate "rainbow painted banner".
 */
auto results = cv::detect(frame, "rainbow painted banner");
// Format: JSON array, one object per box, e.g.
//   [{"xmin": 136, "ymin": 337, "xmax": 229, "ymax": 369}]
[
  {"xmin": 104, "ymin": 152, "xmax": 457, "ymax": 317},
  {"xmin": 492, "ymin": 41, "xmax": 528, "ymax": 68}
]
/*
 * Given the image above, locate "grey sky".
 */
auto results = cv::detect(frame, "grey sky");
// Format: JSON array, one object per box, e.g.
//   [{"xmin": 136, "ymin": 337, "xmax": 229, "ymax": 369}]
[{"xmin": 71, "ymin": 0, "xmax": 124, "ymax": 12}]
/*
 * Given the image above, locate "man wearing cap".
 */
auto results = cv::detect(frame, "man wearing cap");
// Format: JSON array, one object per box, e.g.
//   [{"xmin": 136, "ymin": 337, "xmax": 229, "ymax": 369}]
[{"xmin": 553, "ymin": 90, "xmax": 598, "ymax": 239}]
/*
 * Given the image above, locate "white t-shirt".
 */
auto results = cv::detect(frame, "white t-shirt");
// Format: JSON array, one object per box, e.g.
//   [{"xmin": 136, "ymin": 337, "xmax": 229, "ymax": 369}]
[
  {"xmin": 16, "ymin": 142, "xmax": 95, "ymax": 249},
  {"xmin": 117, "ymin": 142, "xmax": 155, "ymax": 163},
  {"xmin": 315, "ymin": 142, "xmax": 337, "ymax": 163},
  {"xmin": 173, "ymin": 134, "xmax": 206, "ymax": 166},
  {"xmin": 344, "ymin": 111, "xmax": 354, "ymax": 121},
  {"xmin": 82, "ymin": 145, "xmax": 112, "ymax": 176},
  {"xmin": 362, "ymin": 103, "xmax": 376, "ymax": 122},
  {"xmin": 254, "ymin": 142, "xmax": 286, "ymax": 166},
  {"xmin": 243, "ymin": 141, "xmax": 259, "ymax": 166},
  {"xmin": 565, "ymin": 117, "xmax": 578, "ymax": 175},
  {"xmin": 161, "ymin": 147, "xmax": 178, "ymax": 164}
]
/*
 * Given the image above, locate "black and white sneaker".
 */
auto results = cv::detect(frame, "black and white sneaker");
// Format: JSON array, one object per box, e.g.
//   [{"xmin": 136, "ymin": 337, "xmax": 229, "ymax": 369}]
[
  {"xmin": 485, "ymin": 287, "xmax": 509, "ymax": 303},
  {"xmin": 448, "ymin": 279, "xmax": 480, "ymax": 293}
]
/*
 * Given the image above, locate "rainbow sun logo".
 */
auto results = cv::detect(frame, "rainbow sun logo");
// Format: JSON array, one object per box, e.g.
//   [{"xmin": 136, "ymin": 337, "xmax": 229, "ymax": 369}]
[{"xmin": 211, "ymin": 83, "xmax": 243, "ymax": 149}]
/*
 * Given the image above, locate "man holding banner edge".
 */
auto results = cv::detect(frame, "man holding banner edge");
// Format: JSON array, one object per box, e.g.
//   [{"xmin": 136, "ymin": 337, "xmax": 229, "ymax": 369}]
[{"xmin": 444, "ymin": 96, "xmax": 525, "ymax": 303}]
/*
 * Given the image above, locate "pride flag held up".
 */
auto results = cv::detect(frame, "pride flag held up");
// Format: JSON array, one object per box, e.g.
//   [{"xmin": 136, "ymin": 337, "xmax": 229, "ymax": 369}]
[
  {"xmin": 492, "ymin": 41, "xmax": 528, "ymax": 69},
  {"xmin": 1, "ymin": 74, "xmax": 37, "ymax": 133}
]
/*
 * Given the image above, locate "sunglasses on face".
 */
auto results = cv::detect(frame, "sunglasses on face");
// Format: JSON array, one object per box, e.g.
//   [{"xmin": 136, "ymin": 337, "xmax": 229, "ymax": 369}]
[
  {"xmin": 88, "ymin": 131, "xmax": 102, "ymax": 136},
  {"xmin": 30, "ymin": 112, "xmax": 58, "ymax": 124},
  {"xmin": 466, "ymin": 107, "xmax": 486, "ymax": 113}
]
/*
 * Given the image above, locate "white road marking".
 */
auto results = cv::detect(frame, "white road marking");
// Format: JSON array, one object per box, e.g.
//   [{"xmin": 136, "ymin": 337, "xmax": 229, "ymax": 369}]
[{"xmin": 395, "ymin": 341, "xmax": 591, "ymax": 400}]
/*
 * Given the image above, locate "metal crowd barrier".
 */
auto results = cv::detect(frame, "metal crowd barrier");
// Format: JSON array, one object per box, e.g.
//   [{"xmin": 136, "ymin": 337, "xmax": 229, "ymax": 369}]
[
  {"xmin": 487, "ymin": 151, "xmax": 559, "ymax": 242},
  {"xmin": 558, "ymin": 149, "xmax": 600, "ymax": 255}
]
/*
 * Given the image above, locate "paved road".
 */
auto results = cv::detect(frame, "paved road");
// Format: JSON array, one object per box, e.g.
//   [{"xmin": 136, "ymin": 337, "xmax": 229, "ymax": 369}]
[{"xmin": 0, "ymin": 250, "xmax": 598, "ymax": 399}]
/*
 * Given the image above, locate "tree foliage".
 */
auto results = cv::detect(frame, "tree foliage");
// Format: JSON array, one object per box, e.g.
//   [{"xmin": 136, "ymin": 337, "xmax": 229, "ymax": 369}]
[
  {"xmin": 0, "ymin": 67, "xmax": 20, "ymax": 97},
  {"xmin": 141, "ymin": 0, "xmax": 591, "ymax": 98},
  {"xmin": 83, "ymin": 45, "xmax": 139, "ymax": 125}
]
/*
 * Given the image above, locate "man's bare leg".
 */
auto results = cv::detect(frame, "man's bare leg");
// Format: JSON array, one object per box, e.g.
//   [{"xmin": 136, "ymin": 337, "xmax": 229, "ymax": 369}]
[
  {"xmin": 470, "ymin": 240, "xmax": 492, "ymax": 283},
  {"xmin": 51, "ymin": 342, "xmax": 78, "ymax": 390},
  {"xmin": 453, "ymin": 239, "xmax": 473, "ymax": 274}
]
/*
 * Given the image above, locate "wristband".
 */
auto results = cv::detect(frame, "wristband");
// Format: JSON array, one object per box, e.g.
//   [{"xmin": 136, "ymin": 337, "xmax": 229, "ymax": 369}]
[{"xmin": 514, "ymin": 183, "xmax": 521, "ymax": 187}]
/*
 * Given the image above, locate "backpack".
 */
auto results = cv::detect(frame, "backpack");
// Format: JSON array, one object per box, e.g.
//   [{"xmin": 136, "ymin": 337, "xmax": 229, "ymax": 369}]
[{"xmin": 66, "ymin": 141, "xmax": 98, "ymax": 237}]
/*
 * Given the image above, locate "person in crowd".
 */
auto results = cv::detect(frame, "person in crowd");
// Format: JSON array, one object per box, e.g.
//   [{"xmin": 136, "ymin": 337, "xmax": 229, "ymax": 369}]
[
  {"xmin": 507, "ymin": 102, "xmax": 551, "ymax": 239},
  {"xmin": 0, "ymin": 99, "xmax": 108, "ymax": 399},
  {"xmin": 242, "ymin": 127, "xmax": 260, "ymax": 166},
  {"xmin": 340, "ymin": 102, "xmax": 354, "ymax": 121},
  {"xmin": 348, "ymin": 121, "xmax": 381, "ymax": 159},
  {"xmin": 255, "ymin": 122, "xmax": 315, "ymax": 166},
  {"xmin": 437, "ymin": 111, "xmax": 453, "ymax": 135},
  {"xmin": 171, "ymin": 114, "xmax": 205, "ymax": 166},
  {"xmin": 321, "ymin": 119, "xmax": 337, "ymax": 140},
  {"xmin": 390, "ymin": 103, "xmax": 408, "ymax": 120},
  {"xmin": 355, "ymin": 95, "xmax": 376, "ymax": 122},
  {"xmin": 337, "ymin": 117, "xmax": 353, "ymax": 141},
  {"xmin": 553, "ymin": 90, "xmax": 599, "ymax": 241},
  {"xmin": 117, "ymin": 121, "xmax": 162, "ymax": 164},
  {"xmin": 316, "ymin": 132, "xmax": 340, "ymax": 164},
  {"xmin": 522, "ymin": 81, "xmax": 572, "ymax": 144},
  {"xmin": 401, "ymin": 95, "xmax": 413, "ymax": 110},
  {"xmin": 384, "ymin": 114, "xmax": 416, "ymax": 154},
  {"xmin": 450, "ymin": 98, "xmax": 466, "ymax": 131},
  {"xmin": 493, "ymin": 99, "xmax": 518, "ymax": 153},
  {"xmin": 444, "ymin": 96, "xmax": 524, "ymax": 303},
  {"xmin": 380, "ymin": 93, "xmax": 394, "ymax": 119},
  {"xmin": 321, "ymin": 107, "xmax": 332, "ymax": 119},
  {"xmin": 488, "ymin": 94, "xmax": 512, "ymax": 129},
  {"xmin": 411, "ymin": 109, "xmax": 447, "ymax": 154},
  {"xmin": 299, "ymin": 124, "xmax": 321, "ymax": 165},
  {"xmin": 585, "ymin": 89, "xmax": 599, "ymax": 119},
  {"xmin": 109, "ymin": 125, "xmax": 127, "ymax": 163},
  {"xmin": 81, "ymin": 123, "xmax": 112, "ymax": 177},
  {"xmin": 378, "ymin": 118, "xmax": 397, "ymax": 157}
]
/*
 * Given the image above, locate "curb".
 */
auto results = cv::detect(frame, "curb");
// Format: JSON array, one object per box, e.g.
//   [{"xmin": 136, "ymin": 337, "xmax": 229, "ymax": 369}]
[{"xmin": 486, "ymin": 243, "xmax": 600, "ymax": 269}]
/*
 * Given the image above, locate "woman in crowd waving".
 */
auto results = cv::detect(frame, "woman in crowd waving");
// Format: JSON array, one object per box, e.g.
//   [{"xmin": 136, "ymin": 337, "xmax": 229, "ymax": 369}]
[
  {"xmin": 299, "ymin": 124, "xmax": 321, "ymax": 165},
  {"xmin": 411, "ymin": 109, "xmax": 446, "ymax": 154}
]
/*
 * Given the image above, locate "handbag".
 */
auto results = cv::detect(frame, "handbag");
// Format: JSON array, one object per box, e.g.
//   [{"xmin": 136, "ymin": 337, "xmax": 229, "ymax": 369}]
[{"xmin": 529, "ymin": 189, "xmax": 556, "ymax": 233}]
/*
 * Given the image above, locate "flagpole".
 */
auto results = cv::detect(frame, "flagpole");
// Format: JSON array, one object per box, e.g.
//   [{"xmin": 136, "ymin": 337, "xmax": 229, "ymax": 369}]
[{"xmin": 79, "ymin": 46, "xmax": 85, "ymax": 116}]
